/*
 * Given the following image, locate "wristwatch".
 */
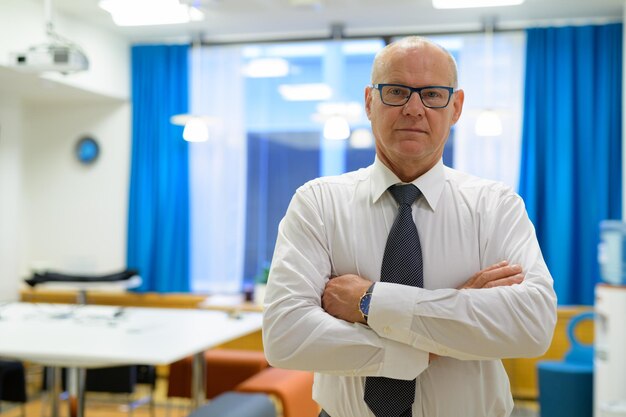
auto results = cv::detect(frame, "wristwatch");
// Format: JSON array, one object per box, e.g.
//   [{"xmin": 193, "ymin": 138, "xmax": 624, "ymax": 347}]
[{"xmin": 359, "ymin": 283, "xmax": 376, "ymax": 322}]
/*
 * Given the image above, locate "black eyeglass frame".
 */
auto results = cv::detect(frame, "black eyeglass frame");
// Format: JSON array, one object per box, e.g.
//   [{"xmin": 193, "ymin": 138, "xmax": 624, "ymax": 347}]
[{"xmin": 371, "ymin": 84, "xmax": 455, "ymax": 109}]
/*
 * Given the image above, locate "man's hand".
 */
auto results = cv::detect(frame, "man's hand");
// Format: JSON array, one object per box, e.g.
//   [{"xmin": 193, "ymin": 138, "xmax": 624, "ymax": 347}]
[
  {"xmin": 459, "ymin": 261, "xmax": 524, "ymax": 289},
  {"xmin": 322, "ymin": 274, "xmax": 372, "ymax": 324}
]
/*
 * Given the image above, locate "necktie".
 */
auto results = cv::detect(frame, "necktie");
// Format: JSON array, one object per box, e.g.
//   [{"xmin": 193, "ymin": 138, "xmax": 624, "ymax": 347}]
[{"xmin": 364, "ymin": 184, "xmax": 423, "ymax": 417}]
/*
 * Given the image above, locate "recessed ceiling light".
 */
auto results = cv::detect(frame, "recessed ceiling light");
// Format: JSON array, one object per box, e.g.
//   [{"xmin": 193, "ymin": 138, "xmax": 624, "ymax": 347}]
[
  {"xmin": 278, "ymin": 84, "xmax": 333, "ymax": 101},
  {"xmin": 242, "ymin": 58, "xmax": 290, "ymax": 78},
  {"xmin": 99, "ymin": 0, "xmax": 204, "ymax": 26},
  {"xmin": 432, "ymin": 0, "xmax": 524, "ymax": 9}
]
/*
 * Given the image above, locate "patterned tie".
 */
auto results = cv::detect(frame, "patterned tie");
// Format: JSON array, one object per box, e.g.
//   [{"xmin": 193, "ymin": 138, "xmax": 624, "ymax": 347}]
[{"xmin": 364, "ymin": 184, "xmax": 423, "ymax": 417}]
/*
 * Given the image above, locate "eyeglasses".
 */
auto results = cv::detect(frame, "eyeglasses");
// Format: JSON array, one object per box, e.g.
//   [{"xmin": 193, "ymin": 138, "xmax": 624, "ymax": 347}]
[{"xmin": 371, "ymin": 84, "xmax": 455, "ymax": 108}]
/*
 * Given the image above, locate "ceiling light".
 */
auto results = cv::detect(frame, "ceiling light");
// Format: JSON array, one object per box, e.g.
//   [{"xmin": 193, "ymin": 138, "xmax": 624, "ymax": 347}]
[
  {"xmin": 98, "ymin": 0, "xmax": 204, "ymax": 26},
  {"xmin": 278, "ymin": 83, "xmax": 333, "ymax": 101},
  {"xmin": 316, "ymin": 102, "xmax": 362, "ymax": 120},
  {"xmin": 349, "ymin": 129, "xmax": 374, "ymax": 148},
  {"xmin": 182, "ymin": 118, "xmax": 209, "ymax": 142},
  {"xmin": 323, "ymin": 116, "xmax": 350, "ymax": 141},
  {"xmin": 432, "ymin": 0, "xmax": 524, "ymax": 9},
  {"xmin": 242, "ymin": 58, "xmax": 290, "ymax": 78},
  {"xmin": 311, "ymin": 101, "xmax": 364, "ymax": 141},
  {"xmin": 475, "ymin": 109, "xmax": 503, "ymax": 136},
  {"xmin": 171, "ymin": 114, "xmax": 219, "ymax": 142}
]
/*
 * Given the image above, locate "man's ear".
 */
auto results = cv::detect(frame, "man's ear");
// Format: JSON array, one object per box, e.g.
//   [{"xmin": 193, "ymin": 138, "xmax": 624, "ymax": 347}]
[
  {"xmin": 365, "ymin": 86, "xmax": 373, "ymax": 120},
  {"xmin": 450, "ymin": 89, "xmax": 464, "ymax": 125}
]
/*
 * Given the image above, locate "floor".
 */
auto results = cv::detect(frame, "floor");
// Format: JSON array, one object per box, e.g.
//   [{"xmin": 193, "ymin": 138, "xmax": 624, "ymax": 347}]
[
  {"xmin": 1, "ymin": 396, "xmax": 539, "ymax": 417},
  {"xmin": 0, "ymin": 384, "xmax": 196, "ymax": 417},
  {"xmin": 0, "ymin": 365, "xmax": 539, "ymax": 417},
  {"xmin": 0, "ymin": 369, "xmax": 192, "ymax": 417}
]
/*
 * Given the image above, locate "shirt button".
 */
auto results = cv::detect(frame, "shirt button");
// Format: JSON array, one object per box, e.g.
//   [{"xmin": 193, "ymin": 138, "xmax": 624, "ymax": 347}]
[{"xmin": 383, "ymin": 326, "xmax": 391, "ymax": 334}]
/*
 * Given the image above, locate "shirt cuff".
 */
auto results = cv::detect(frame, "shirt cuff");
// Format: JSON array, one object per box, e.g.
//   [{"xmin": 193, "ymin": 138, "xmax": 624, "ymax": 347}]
[
  {"xmin": 378, "ymin": 337, "xmax": 429, "ymax": 380},
  {"xmin": 368, "ymin": 281, "xmax": 417, "ymax": 345}
]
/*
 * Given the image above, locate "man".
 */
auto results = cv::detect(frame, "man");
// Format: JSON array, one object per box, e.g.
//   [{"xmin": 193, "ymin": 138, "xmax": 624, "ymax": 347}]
[{"xmin": 262, "ymin": 36, "xmax": 557, "ymax": 417}]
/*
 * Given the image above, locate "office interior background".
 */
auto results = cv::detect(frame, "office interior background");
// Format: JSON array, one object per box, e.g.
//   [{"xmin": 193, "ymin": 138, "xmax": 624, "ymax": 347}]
[
  {"xmin": 0, "ymin": 1, "xmax": 624, "ymax": 416},
  {"xmin": 0, "ymin": 0, "xmax": 623, "ymax": 304}
]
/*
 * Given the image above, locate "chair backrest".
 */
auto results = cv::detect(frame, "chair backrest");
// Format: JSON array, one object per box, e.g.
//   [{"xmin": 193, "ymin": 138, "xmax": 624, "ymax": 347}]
[
  {"xmin": 0, "ymin": 360, "xmax": 27, "ymax": 403},
  {"xmin": 564, "ymin": 311, "xmax": 594, "ymax": 364}
]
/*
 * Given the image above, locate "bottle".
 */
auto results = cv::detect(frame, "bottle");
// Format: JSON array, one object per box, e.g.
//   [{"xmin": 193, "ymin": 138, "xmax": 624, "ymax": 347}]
[{"xmin": 598, "ymin": 220, "xmax": 626, "ymax": 285}]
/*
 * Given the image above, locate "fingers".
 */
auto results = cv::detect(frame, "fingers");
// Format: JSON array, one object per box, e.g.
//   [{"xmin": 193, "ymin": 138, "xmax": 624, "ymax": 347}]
[
  {"xmin": 321, "ymin": 274, "xmax": 372, "ymax": 324},
  {"xmin": 480, "ymin": 264, "xmax": 522, "ymax": 285},
  {"xmin": 460, "ymin": 261, "xmax": 524, "ymax": 289},
  {"xmin": 481, "ymin": 260, "xmax": 509, "ymax": 272},
  {"xmin": 482, "ymin": 274, "xmax": 524, "ymax": 288}
]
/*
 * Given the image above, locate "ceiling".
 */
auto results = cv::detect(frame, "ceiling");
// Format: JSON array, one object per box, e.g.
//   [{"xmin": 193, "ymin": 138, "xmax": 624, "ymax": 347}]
[
  {"xmin": 52, "ymin": 0, "xmax": 624, "ymax": 44},
  {"xmin": 5, "ymin": 0, "xmax": 620, "ymax": 103}
]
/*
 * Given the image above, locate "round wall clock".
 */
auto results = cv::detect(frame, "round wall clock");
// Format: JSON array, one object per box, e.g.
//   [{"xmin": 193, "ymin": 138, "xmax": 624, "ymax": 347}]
[{"xmin": 75, "ymin": 136, "xmax": 100, "ymax": 165}]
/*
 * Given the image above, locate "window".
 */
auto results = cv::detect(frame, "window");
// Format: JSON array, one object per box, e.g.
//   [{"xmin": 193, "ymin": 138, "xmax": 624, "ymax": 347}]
[{"xmin": 189, "ymin": 33, "xmax": 525, "ymax": 293}]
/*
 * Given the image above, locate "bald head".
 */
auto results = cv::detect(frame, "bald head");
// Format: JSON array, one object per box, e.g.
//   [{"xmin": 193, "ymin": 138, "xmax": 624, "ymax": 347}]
[{"xmin": 371, "ymin": 36, "xmax": 458, "ymax": 89}]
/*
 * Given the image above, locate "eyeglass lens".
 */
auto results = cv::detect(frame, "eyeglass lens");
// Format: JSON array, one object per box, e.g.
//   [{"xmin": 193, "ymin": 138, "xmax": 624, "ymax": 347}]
[{"xmin": 380, "ymin": 85, "xmax": 450, "ymax": 108}]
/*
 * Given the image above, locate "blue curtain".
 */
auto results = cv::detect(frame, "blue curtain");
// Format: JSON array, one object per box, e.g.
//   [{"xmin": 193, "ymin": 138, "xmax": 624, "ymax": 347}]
[
  {"xmin": 519, "ymin": 24, "xmax": 622, "ymax": 305},
  {"xmin": 127, "ymin": 44, "xmax": 190, "ymax": 292}
]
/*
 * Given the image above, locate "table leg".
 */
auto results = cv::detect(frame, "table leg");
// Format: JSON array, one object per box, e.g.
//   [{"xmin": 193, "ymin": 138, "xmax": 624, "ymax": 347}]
[
  {"xmin": 47, "ymin": 367, "xmax": 62, "ymax": 417},
  {"xmin": 190, "ymin": 352, "xmax": 206, "ymax": 409},
  {"xmin": 67, "ymin": 367, "xmax": 86, "ymax": 417}
]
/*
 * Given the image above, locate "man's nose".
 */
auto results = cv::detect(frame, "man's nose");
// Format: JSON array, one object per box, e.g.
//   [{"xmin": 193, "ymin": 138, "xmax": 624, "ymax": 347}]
[{"xmin": 402, "ymin": 92, "xmax": 426, "ymax": 117}]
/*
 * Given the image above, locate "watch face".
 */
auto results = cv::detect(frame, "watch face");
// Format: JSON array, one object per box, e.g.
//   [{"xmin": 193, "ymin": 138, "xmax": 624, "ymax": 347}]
[
  {"xmin": 75, "ymin": 137, "xmax": 99, "ymax": 164},
  {"xmin": 360, "ymin": 293, "xmax": 372, "ymax": 316}
]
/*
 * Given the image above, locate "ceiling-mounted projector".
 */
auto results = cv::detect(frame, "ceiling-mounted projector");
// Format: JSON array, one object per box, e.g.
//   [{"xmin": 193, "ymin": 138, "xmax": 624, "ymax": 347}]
[
  {"xmin": 8, "ymin": 0, "xmax": 90, "ymax": 75},
  {"xmin": 10, "ymin": 43, "xmax": 89, "ymax": 74}
]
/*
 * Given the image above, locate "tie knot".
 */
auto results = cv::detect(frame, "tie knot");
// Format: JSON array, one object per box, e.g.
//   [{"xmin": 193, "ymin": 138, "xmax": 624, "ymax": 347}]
[{"xmin": 389, "ymin": 184, "xmax": 421, "ymax": 206}]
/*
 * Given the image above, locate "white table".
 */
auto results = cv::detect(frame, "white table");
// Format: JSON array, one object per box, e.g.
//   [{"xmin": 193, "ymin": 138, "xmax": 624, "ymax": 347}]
[{"xmin": 0, "ymin": 302, "xmax": 263, "ymax": 417}]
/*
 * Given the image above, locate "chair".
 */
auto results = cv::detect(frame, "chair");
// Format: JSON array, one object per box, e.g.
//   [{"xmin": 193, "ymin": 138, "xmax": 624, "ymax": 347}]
[
  {"xmin": 537, "ymin": 311, "xmax": 594, "ymax": 417},
  {"xmin": 167, "ymin": 349, "xmax": 269, "ymax": 400},
  {"xmin": 43, "ymin": 364, "xmax": 156, "ymax": 416},
  {"xmin": 186, "ymin": 391, "xmax": 276, "ymax": 417},
  {"xmin": 235, "ymin": 367, "xmax": 319, "ymax": 417},
  {"xmin": 88, "ymin": 365, "xmax": 156, "ymax": 416},
  {"xmin": 0, "ymin": 360, "xmax": 27, "ymax": 417}
]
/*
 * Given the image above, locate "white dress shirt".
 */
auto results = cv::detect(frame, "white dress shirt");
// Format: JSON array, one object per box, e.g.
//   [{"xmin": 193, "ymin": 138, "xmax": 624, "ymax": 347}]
[{"xmin": 263, "ymin": 157, "xmax": 557, "ymax": 417}]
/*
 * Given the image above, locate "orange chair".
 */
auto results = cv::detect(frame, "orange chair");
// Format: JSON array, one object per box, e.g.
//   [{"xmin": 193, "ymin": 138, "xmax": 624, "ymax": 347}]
[
  {"xmin": 167, "ymin": 349, "xmax": 268, "ymax": 400},
  {"xmin": 235, "ymin": 367, "xmax": 319, "ymax": 417}
]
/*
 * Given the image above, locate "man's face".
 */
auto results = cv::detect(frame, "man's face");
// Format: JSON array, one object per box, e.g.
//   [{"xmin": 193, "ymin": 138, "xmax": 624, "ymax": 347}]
[{"xmin": 365, "ymin": 44, "xmax": 464, "ymax": 177}]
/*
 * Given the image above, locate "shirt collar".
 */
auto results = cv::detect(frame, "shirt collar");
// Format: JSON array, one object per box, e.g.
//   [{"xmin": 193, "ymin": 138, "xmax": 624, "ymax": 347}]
[{"xmin": 370, "ymin": 156, "xmax": 446, "ymax": 211}]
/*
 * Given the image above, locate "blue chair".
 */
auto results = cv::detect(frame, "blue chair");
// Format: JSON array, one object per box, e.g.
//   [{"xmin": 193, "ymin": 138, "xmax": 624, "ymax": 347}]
[
  {"xmin": 537, "ymin": 311, "xmax": 594, "ymax": 417},
  {"xmin": 187, "ymin": 392, "xmax": 276, "ymax": 417}
]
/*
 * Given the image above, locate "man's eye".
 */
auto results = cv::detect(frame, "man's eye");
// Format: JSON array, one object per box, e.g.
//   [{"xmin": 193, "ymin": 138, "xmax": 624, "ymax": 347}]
[
  {"xmin": 389, "ymin": 88, "xmax": 404, "ymax": 96},
  {"xmin": 420, "ymin": 89, "xmax": 443, "ymax": 99},
  {"xmin": 424, "ymin": 90, "xmax": 442, "ymax": 98}
]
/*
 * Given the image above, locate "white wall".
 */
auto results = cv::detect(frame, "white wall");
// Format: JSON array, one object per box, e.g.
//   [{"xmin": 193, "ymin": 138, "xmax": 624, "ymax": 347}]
[
  {"xmin": 22, "ymin": 102, "xmax": 131, "ymax": 277},
  {"xmin": 0, "ymin": 95, "xmax": 23, "ymax": 301},
  {"xmin": 22, "ymin": 103, "xmax": 130, "ymax": 273},
  {"xmin": 0, "ymin": 0, "xmax": 132, "ymax": 300}
]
